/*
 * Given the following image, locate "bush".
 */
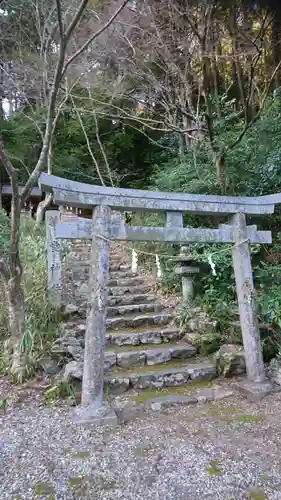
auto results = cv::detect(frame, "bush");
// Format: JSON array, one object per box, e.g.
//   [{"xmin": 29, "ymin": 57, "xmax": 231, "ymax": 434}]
[{"xmin": 0, "ymin": 215, "xmax": 61, "ymax": 373}]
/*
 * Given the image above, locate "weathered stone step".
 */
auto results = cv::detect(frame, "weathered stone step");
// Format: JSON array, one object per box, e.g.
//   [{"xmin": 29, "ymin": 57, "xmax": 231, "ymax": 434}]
[
  {"xmin": 61, "ymin": 323, "xmax": 182, "ymax": 348},
  {"xmin": 110, "ymin": 342, "xmax": 197, "ymax": 368},
  {"xmin": 108, "ymin": 294, "xmax": 155, "ymax": 307},
  {"xmin": 108, "ymin": 277, "xmax": 145, "ymax": 288},
  {"xmin": 106, "ymin": 361, "xmax": 217, "ymax": 393},
  {"xmin": 63, "ymin": 359, "xmax": 217, "ymax": 393},
  {"xmin": 108, "ymin": 284, "xmax": 151, "ymax": 297},
  {"xmin": 107, "ymin": 303, "xmax": 159, "ymax": 318},
  {"xmin": 62, "ymin": 342, "xmax": 196, "ymax": 370},
  {"xmin": 109, "ymin": 270, "xmax": 138, "ymax": 279},
  {"xmin": 106, "ymin": 311, "xmax": 172, "ymax": 331},
  {"xmin": 108, "ymin": 326, "xmax": 182, "ymax": 346},
  {"xmin": 110, "ymin": 264, "xmax": 130, "ymax": 272}
]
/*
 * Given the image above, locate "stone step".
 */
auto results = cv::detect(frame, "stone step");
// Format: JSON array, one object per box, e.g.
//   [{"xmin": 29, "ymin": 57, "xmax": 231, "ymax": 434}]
[
  {"xmin": 107, "ymin": 303, "xmax": 159, "ymax": 318},
  {"xmin": 108, "ymin": 294, "xmax": 155, "ymax": 307},
  {"xmin": 108, "ymin": 277, "xmax": 145, "ymax": 288},
  {"xmin": 109, "ymin": 270, "xmax": 138, "ymax": 279},
  {"xmin": 61, "ymin": 342, "xmax": 196, "ymax": 369},
  {"xmin": 62, "ymin": 323, "xmax": 182, "ymax": 346},
  {"xmin": 108, "ymin": 326, "xmax": 182, "ymax": 346},
  {"xmin": 63, "ymin": 359, "xmax": 217, "ymax": 394},
  {"xmin": 108, "ymin": 284, "xmax": 151, "ymax": 297},
  {"xmin": 110, "ymin": 264, "xmax": 131, "ymax": 272},
  {"xmin": 106, "ymin": 361, "xmax": 217, "ymax": 393},
  {"xmin": 106, "ymin": 312, "xmax": 172, "ymax": 331},
  {"xmin": 110, "ymin": 343, "xmax": 197, "ymax": 368}
]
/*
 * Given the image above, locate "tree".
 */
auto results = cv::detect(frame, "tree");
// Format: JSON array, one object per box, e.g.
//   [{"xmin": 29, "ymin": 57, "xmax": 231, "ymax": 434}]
[{"xmin": 0, "ymin": 0, "xmax": 130, "ymax": 380}]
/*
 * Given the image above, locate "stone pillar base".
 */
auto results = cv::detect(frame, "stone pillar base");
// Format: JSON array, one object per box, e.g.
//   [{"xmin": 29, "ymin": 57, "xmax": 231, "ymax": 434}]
[
  {"xmin": 73, "ymin": 402, "xmax": 117, "ymax": 427},
  {"xmin": 235, "ymin": 377, "xmax": 281, "ymax": 401}
]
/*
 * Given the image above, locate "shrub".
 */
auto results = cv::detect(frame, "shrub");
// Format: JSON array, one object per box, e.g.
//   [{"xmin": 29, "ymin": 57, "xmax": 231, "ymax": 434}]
[{"xmin": 0, "ymin": 215, "xmax": 61, "ymax": 373}]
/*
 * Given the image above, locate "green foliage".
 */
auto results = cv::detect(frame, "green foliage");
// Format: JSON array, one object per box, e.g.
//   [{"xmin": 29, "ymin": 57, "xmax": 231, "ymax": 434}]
[
  {"xmin": 0, "ymin": 208, "xmax": 10, "ymax": 258},
  {"xmin": 0, "ymin": 217, "xmax": 62, "ymax": 373},
  {"xmin": 44, "ymin": 381, "xmax": 76, "ymax": 406}
]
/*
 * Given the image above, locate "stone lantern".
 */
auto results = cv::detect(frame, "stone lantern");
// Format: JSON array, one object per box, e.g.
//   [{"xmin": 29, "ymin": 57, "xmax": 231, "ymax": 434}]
[{"xmin": 173, "ymin": 246, "xmax": 200, "ymax": 303}]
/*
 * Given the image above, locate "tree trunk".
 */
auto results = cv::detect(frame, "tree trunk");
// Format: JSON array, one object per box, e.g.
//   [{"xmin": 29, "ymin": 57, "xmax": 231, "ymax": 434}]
[
  {"xmin": 5, "ymin": 274, "xmax": 26, "ymax": 380},
  {"xmin": 36, "ymin": 193, "xmax": 53, "ymax": 224}
]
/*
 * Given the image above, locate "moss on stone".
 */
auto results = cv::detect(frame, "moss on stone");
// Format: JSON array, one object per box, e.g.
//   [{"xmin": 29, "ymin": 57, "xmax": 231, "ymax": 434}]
[
  {"xmin": 247, "ymin": 488, "xmax": 267, "ymax": 499},
  {"xmin": 134, "ymin": 380, "xmax": 212, "ymax": 403},
  {"xmin": 109, "ymin": 356, "xmax": 208, "ymax": 375},
  {"xmin": 206, "ymin": 460, "xmax": 224, "ymax": 476}
]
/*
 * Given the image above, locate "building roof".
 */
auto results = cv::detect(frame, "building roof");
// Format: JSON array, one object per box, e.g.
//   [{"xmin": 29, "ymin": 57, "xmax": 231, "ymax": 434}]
[{"xmin": 1, "ymin": 185, "xmax": 42, "ymax": 197}]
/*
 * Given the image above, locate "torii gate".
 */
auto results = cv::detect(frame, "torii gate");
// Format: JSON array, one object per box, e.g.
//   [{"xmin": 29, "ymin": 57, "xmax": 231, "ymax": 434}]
[{"xmin": 40, "ymin": 172, "xmax": 281, "ymax": 425}]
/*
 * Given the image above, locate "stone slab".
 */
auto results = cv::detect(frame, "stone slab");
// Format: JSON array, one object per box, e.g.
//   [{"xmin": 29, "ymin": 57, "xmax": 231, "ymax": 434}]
[
  {"xmin": 235, "ymin": 378, "xmax": 281, "ymax": 401},
  {"xmin": 40, "ymin": 172, "xmax": 281, "ymax": 215},
  {"xmin": 74, "ymin": 402, "xmax": 117, "ymax": 426},
  {"xmin": 145, "ymin": 395, "xmax": 198, "ymax": 411}
]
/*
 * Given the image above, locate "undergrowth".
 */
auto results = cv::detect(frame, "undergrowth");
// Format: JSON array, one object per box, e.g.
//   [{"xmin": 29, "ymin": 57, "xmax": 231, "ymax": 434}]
[{"xmin": 0, "ymin": 213, "xmax": 63, "ymax": 376}]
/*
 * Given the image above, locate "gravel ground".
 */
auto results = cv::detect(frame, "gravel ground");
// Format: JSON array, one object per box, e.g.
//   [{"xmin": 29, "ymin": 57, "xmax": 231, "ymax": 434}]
[{"xmin": 1, "ymin": 379, "xmax": 281, "ymax": 500}]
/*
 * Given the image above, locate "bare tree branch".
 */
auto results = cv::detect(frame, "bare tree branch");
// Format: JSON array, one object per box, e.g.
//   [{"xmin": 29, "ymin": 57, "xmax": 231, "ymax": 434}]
[{"xmin": 62, "ymin": 0, "xmax": 130, "ymax": 77}]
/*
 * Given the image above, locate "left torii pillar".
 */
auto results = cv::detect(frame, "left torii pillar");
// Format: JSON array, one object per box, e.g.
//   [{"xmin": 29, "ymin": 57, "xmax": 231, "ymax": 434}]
[{"xmin": 75, "ymin": 205, "xmax": 117, "ymax": 426}]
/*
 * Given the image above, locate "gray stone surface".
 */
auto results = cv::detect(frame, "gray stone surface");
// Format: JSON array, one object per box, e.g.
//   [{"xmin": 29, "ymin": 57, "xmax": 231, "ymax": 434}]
[
  {"xmin": 215, "ymin": 344, "xmax": 246, "ymax": 377},
  {"xmin": 116, "ymin": 351, "xmax": 146, "ymax": 368},
  {"xmin": 267, "ymin": 358, "xmax": 281, "ymax": 385},
  {"xmin": 38, "ymin": 357, "xmax": 60, "ymax": 375},
  {"xmin": 161, "ymin": 328, "xmax": 182, "ymax": 342},
  {"xmin": 140, "ymin": 331, "xmax": 162, "ymax": 344},
  {"xmin": 40, "ymin": 171, "xmax": 281, "ymax": 215},
  {"xmin": 131, "ymin": 372, "xmax": 162, "ymax": 390},
  {"xmin": 108, "ymin": 294, "xmax": 155, "ymax": 306},
  {"xmin": 107, "ymin": 313, "xmax": 171, "ymax": 330},
  {"xmin": 235, "ymin": 378, "xmax": 281, "ymax": 401},
  {"xmin": 81, "ymin": 205, "xmax": 111, "ymax": 408},
  {"xmin": 66, "ymin": 338, "xmax": 84, "ymax": 361},
  {"xmin": 232, "ymin": 212, "xmax": 266, "ymax": 384},
  {"xmin": 104, "ymin": 352, "xmax": 117, "ymax": 371},
  {"xmin": 170, "ymin": 344, "xmax": 197, "ymax": 359},
  {"xmin": 146, "ymin": 348, "xmax": 171, "ymax": 365},
  {"xmin": 195, "ymin": 387, "xmax": 233, "ymax": 403},
  {"xmin": 108, "ymin": 284, "xmax": 150, "ymax": 296},
  {"xmin": 74, "ymin": 402, "xmax": 117, "ymax": 427},
  {"xmin": 63, "ymin": 361, "xmax": 83, "ymax": 381},
  {"xmin": 187, "ymin": 312, "xmax": 217, "ymax": 332},
  {"xmin": 46, "ymin": 210, "xmax": 62, "ymax": 307},
  {"xmin": 64, "ymin": 303, "xmax": 79, "ymax": 315},
  {"xmin": 186, "ymin": 363, "xmax": 217, "ymax": 381},
  {"xmin": 107, "ymin": 303, "xmax": 155, "ymax": 317},
  {"xmin": 110, "ymin": 333, "xmax": 140, "ymax": 346},
  {"xmin": 58, "ymin": 221, "xmax": 272, "ymax": 244},
  {"xmin": 105, "ymin": 377, "xmax": 130, "ymax": 394},
  {"xmin": 146, "ymin": 395, "xmax": 198, "ymax": 411}
]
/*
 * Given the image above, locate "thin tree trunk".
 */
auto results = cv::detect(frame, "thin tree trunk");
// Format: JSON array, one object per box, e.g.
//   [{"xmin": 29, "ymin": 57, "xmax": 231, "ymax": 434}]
[
  {"xmin": 36, "ymin": 193, "xmax": 53, "ymax": 223},
  {"xmin": 6, "ymin": 273, "xmax": 26, "ymax": 379}
]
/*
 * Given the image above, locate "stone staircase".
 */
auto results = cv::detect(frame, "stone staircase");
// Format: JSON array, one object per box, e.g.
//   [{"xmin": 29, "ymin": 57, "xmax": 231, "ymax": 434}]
[{"xmin": 57, "ymin": 243, "xmax": 217, "ymax": 395}]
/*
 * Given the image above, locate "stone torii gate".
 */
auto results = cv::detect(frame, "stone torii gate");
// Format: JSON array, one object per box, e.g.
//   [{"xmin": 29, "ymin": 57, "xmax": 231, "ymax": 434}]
[{"xmin": 40, "ymin": 173, "xmax": 281, "ymax": 425}]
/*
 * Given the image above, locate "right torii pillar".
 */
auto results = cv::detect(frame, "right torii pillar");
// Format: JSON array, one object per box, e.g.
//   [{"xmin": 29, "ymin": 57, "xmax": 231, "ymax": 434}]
[{"xmin": 231, "ymin": 213, "xmax": 278, "ymax": 399}]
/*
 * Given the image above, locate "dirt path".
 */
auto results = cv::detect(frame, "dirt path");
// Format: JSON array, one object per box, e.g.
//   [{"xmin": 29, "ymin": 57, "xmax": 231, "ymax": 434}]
[{"xmin": 1, "ymin": 378, "xmax": 281, "ymax": 499}]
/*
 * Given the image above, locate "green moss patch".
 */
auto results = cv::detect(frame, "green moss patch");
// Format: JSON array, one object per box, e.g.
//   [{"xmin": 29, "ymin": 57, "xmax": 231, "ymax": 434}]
[
  {"xmin": 34, "ymin": 482, "xmax": 55, "ymax": 496},
  {"xmin": 134, "ymin": 380, "xmax": 212, "ymax": 403},
  {"xmin": 206, "ymin": 460, "xmax": 224, "ymax": 476},
  {"xmin": 109, "ymin": 356, "xmax": 208, "ymax": 375},
  {"xmin": 70, "ymin": 450, "xmax": 90, "ymax": 458},
  {"xmin": 247, "ymin": 488, "xmax": 267, "ymax": 499},
  {"xmin": 68, "ymin": 475, "xmax": 91, "ymax": 491}
]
